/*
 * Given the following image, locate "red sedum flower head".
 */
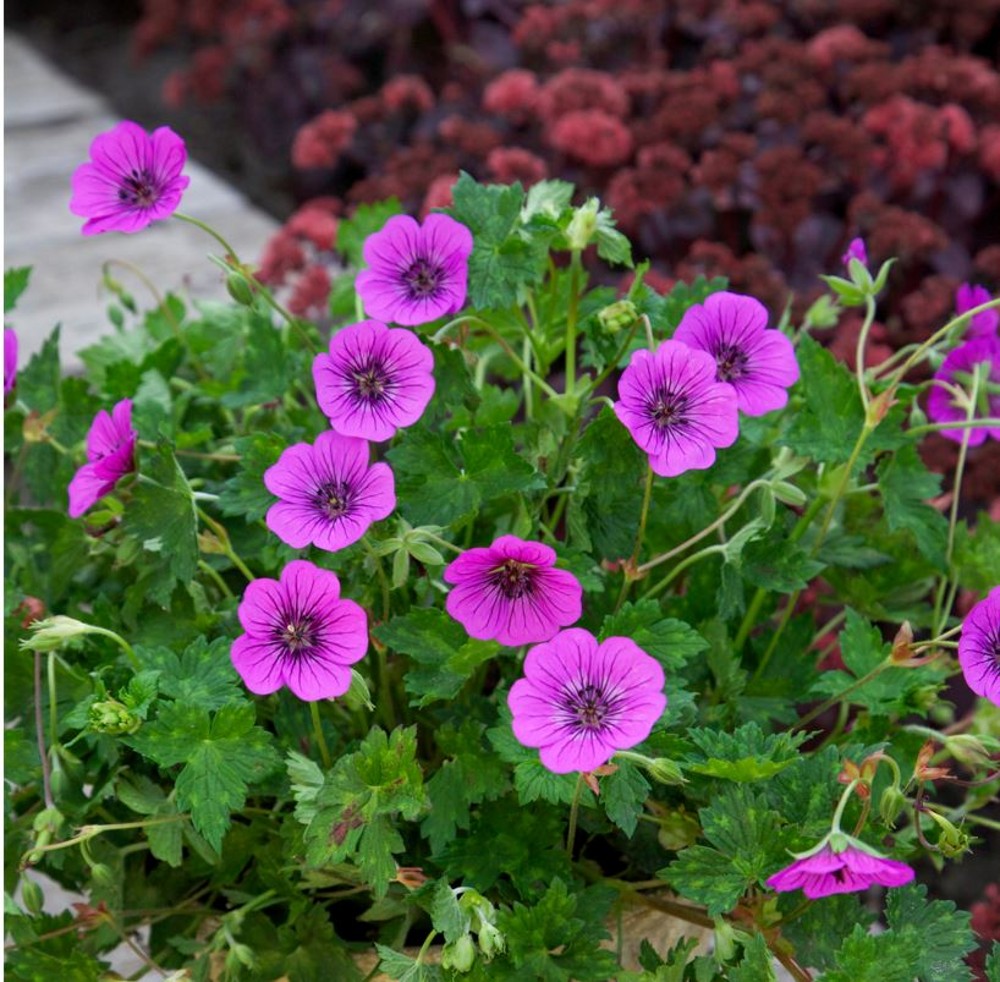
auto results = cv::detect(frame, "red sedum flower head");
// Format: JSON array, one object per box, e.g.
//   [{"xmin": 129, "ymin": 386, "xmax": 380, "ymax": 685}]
[{"xmin": 70, "ymin": 121, "xmax": 189, "ymax": 236}]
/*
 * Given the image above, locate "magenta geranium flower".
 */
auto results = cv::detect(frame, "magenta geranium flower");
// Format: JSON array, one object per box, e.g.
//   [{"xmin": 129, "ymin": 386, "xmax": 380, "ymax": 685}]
[
  {"xmin": 958, "ymin": 586, "xmax": 1000, "ymax": 706},
  {"xmin": 4, "ymin": 329, "xmax": 16, "ymax": 397},
  {"xmin": 70, "ymin": 121, "xmax": 190, "ymax": 236},
  {"xmin": 231, "ymin": 560, "xmax": 368, "ymax": 701},
  {"xmin": 956, "ymin": 283, "xmax": 998, "ymax": 339},
  {"xmin": 444, "ymin": 536, "xmax": 583, "ymax": 647},
  {"xmin": 508, "ymin": 628, "xmax": 667, "ymax": 774},
  {"xmin": 68, "ymin": 399, "xmax": 137, "ymax": 518},
  {"xmin": 767, "ymin": 833, "xmax": 914, "ymax": 899},
  {"xmin": 926, "ymin": 336, "xmax": 1000, "ymax": 445},
  {"xmin": 355, "ymin": 213, "xmax": 473, "ymax": 326},
  {"xmin": 312, "ymin": 319, "xmax": 435, "ymax": 441},
  {"xmin": 263, "ymin": 431, "xmax": 395, "ymax": 552},
  {"xmin": 672, "ymin": 292, "xmax": 800, "ymax": 416},
  {"xmin": 614, "ymin": 340, "xmax": 739, "ymax": 477},
  {"xmin": 841, "ymin": 237, "xmax": 868, "ymax": 268}
]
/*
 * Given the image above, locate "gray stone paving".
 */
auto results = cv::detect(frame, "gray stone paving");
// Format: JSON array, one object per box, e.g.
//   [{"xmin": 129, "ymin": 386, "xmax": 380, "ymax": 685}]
[{"xmin": 4, "ymin": 32, "xmax": 278, "ymax": 372}]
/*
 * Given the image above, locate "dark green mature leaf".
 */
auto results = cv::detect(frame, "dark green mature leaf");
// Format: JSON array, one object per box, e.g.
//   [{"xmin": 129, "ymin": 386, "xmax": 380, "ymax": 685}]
[
  {"xmin": 876, "ymin": 444, "xmax": 948, "ymax": 568},
  {"xmin": 17, "ymin": 327, "xmax": 60, "ymax": 413},
  {"xmin": 304, "ymin": 727, "xmax": 427, "ymax": 897},
  {"xmin": 337, "ymin": 198, "xmax": 403, "ymax": 266},
  {"xmin": 223, "ymin": 312, "xmax": 299, "ymax": 407},
  {"xmin": 884, "ymin": 884, "xmax": 975, "ymax": 982},
  {"xmin": 430, "ymin": 878, "xmax": 467, "ymax": 943},
  {"xmin": 5, "ymin": 266, "xmax": 32, "ymax": 312},
  {"xmin": 375, "ymin": 944, "xmax": 442, "ymax": 982},
  {"xmin": 116, "ymin": 775, "xmax": 183, "ymax": 866},
  {"xmin": 6, "ymin": 940, "xmax": 108, "ymax": 982},
  {"xmin": 600, "ymin": 601, "xmax": 709, "ymax": 671},
  {"xmin": 685, "ymin": 723, "xmax": 810, "ymax": 782},
  {"xmin": 602, "ymin": 758, "xmax": 650, "ymax": 836},
  {"xmin": 952, "ymin": 514, "xmax": 1000, "ymax": 592},
  {"xmin": 783, "ymin": 335, "xmax": 863, "ymax": 464},
  {"xmin": 661, "ymin": 845, "xmax": 746, "ymax": 917},
  {"xmin": 375, "ymin": 608, "xmax": 500, "ymax": 705},
  {"xmin": 499, "ymin": 879, "xmax": 619, "ymax": 982},
  {"xmin": 122, "ymin": 443, "xmax": 198, "ymax": 606},
  {"xmin": 218, "ymin": 432, "xmax": 289, "ymax": 523},
  {"xmin": 387, "ymin": 424, "xmax": 542, "ymax": 527},
  {"xmin": 986, "ymin": 943, "xmax": 1000, "ymax": 982},
  {"xmin": 781, "ymin": 892, "xmax": 874, "ymax": 973},
  {"xmin": 567, "ymin": 406, "xmax": 646, "ymax": 559},
  {"xmin": 741, "ymin": 534, "xmax": 825, "ymax": 592},
  {"xmin": 729, "ymin": 933, "xmax": 777, "ymax": 982},
  {"xmin": 139, "ymin": 636, "xmax": 242, "ymax": 710},
  {"xmin": 594, "ymin": 208, "xmax": 633, "ymax": 268},
  {"xmin": 821, "ymin": 923, "xmax": 922, "ymax": 982},
  {"xmin": 254, "ymin": 906, "xmax": 363, "ymax": 982},
  {"xmin": 127, "ymin": 702, "xmax": 279, "ymax": 850},
  {"xmin": 448, "ymin": 173, "xmax": 547, "ymax": 309}
]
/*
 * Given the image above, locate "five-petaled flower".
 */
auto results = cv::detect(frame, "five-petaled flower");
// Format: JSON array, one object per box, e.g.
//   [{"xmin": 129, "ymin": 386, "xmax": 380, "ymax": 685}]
[
  {"xmin": 614, "ymin": 339, "xmax": 739, "ymax": 477},
  {"xmin": 231, "ymin": 560, "xmax": 368, "ymax": 701},
  {"xmin": 68, "ymin": 399, "xmax": 138, "ymax": 518},
  {"xmin": 926, "ymin": 336, "xmax": 1000, "ymax": 445},
  {"xmin": 672, "ymin": 291, "xmax": 800, "ymax": 416},
  {"xmin": 444, "ymin": 535, "xmax": 583, "ymax": 647},
  {"xmin": 70, "ymin": 121, "xmax": 190, "ymax": 236},
  {"xmin": 313, "ymin": 319, "xmax": 436, "ymax": 441},
  {"xmin": 356, "ymin": 214, "xmax": 473, "ymax": 326},
  {"xmin": 507, "ymin": 628, "xmax": 666, "ymax": 774},
  {"xmin": 263, "ymin": 431, "xmax": 396, "ymax": 552},
  {"xmin": 956, "ymin": 283, "xmax": 998, "ymax": 340},
  {"xmin": 958, "ymin": 585, "xmax": 1000, "ymax": 707},
  {"xmin": 767, "ymin": 833, "xmax": 914, "ymax": 899}
]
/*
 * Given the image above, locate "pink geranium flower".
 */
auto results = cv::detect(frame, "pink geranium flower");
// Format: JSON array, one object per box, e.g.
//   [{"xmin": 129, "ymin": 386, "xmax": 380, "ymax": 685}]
[
  {"xmin": 841, "ymin": 236, "xmax": 868, "ymax": 268},
  {"xmin": 70, "ymin": 121, "xmax": 190, "ymax": 235},
  {"xmin": 926, "ymin": 336, "xmax": 1000, "ymax": 445},
  {"xmin": 508, "ymin": 628, "xmax": 667, "ymax": 774},
  {"xmin": 614, "ymin": 340, "xmax": 739, "ymax": 477},
  {"xmin": 68, "ymin": 399, "xmax": 137, "ymax": 518},
  {"xmin": 263, "ymin": 431, "xmax": 395, "ymax": 552},
  {"xmin": 312, "ymin": 319, "xmax": 435, "ymax": 441},
  {"xmin": 767, "ymin": 833, "xmax": 914, "ymax": 899},
  {"xmin": 958, "ymin": 586, "xmax": 1000, "ymax": 706},
  {"xmin": 231, "ymin": 560, "xmax": 368, "ymax": 701},
  {"xmin": 355, "ymin": 214, "xmax": 473, "ymax": 326},
  {"xmin": 444, "ymin": 536, "xmax": 582, "ymax": 647},
  {"xmin": 672, "ymin": 292, "xmax": 800, "ymax": 416},
  {"xmin": 956, "ymin": 283, "xmax": 998, "ymax": 339},
  {"xmin": 4, "ymin": 329, "xmax": 16, "ymax": 397}
]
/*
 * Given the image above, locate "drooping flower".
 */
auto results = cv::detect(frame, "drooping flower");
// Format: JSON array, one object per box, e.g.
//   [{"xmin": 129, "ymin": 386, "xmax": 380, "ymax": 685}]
[
  {"xmin": 444, "ymin": 536, "xmax": 583, "ymax": 647},
  {"xmin": 507, "ymin": 628, "xmax": 667, "ymax": 774},
  {"xmin": 614, "ymin": 340, "xmax": 739, "ymax": 477},
  {"xmin": 68, "ymin": 399, "xmax": 137, "ymax": 518},
  {"xmin": 4, "ymin": 328, "xmax": 17, "ymax": 397},
  {"xmin": 926, "ymin": 336, "xmax": 1000, "ymax": 445},
  {"xmin": 767, "ymin": 834, "xmax": 915, "ymax": 899},
  {"xmin": 672, "ymin": 292, "xmax": 800, "ymax": 416},
  {"xmin": 264, "ymin": 431, "xmax": 396, "ymax": 552},
  {"xmin": 312, "ymin": 319, "xmax": 435, "ymax": 441},
  {"xmin": 841, "ymin": 236, "xmax": 868, "ymax": 268},
  {"xmin": 355, "ymin": 214, "xmax": 473, "ymax": 326},
  {"xmin": 958, "ymin": 586, "xmax": 1000, "ymax": 706},
  {"xmin": 956, "ymin": 283, "xmax": 998, "ymax": 339},
  {"xmin": 69, "ymin": 121, "xmax": 189, "ymax": 236},
  {"xmin": 231, "ymin": 560, "xmax": 368, "ymax": 701}
]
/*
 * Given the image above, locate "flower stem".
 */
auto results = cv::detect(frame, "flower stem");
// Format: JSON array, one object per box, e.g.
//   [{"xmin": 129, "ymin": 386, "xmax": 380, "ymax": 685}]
[
  {"xmin": 792, "ymin": 661, "xmax": 893, "ymax": 732},
  {"xmin": 310, "ymin": 701, "xmax": 333, "ymax": 770},
  {"xmin": 198, "ymin": 560, "xmax": 234, "ymax": 600},
  {"xmin": 614, "ymin": 465, "xmax": 655, "ymax": 611},
  {"xmin": 34, "ymin": 653, "xmax": 53, "ymax": 809},
  {"xmin": 855, "ymin": 295, "xmax": 877, "ymax": 413},
  {"xmin": 643, "ymin": 544, "xmax": 725, "ymax": 601},
  {"xmin": 566, "ymin": 772, "xmax": 586, "ymax": 859},
  {"xmin": 196, "ymin": 507, "xmax": 255, "ymax": 582},
  {"xmin": 565, "ymin": 250, "xmax": 583, "ymax": 398},
  {"xmin": 906, "ymin": 417, "xmax": 1000, "ymax": 438},
  {"xmin": 830, "ymin": 778, "xmax": 861, "ymax": 834},
  {"xmin": 174, "ymin": 212, "xmax": 240, "ymax": 262},
  {"xmin": 522, "ymin": 335, "xmax": 534, "ymax": 420}
]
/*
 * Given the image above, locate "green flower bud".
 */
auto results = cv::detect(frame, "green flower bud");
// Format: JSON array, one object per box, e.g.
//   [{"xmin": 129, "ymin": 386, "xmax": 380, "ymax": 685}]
[
  {"xmin": 597, "ymin": 299, "xmax": 639, "ymax": 335},
  {"xmin": 20, "ymin": 876, "xmax": 44, "ymax": 915},
  {"xmin": 566, "ymin": 198, "xmax": 600, "ymax": 251},
  {"xmin": 340, "ymin": 669, "xmax": 375, "ymax": 712},
  {"xmin": 20, "ymin": 616, "xmax": 98, "ymax": 653},
  {"xmin": 227, "ymin": 942, "xmax": 256, "ymax": 970},
  {"xmin": 226, "ymin": 271, "xmax": 256, "ymax": 307},
  {"xmin": 441, "ymin": 934, "xmax": 476, "ymax": 973},
  {"xmin": 88, "ymin": 699, "xmax": 142, "ymax": 736},
  {"xmin": 926, "ymin": 811, "xmax": 971, "ymax": 858},
  {"xmin": 771, "ymin": 480, "xmax": 807, "ymax": 508},
  {"xmin": 89, "ymin": 863, "xmax": 116, "ymax": 889},
  {"xmin": 477, "ymin": 920, "xmax": 506, "ymax": 960},
  {"xmin": 878, "ymin": 786, "xmax": 906, "ymax": 829}
]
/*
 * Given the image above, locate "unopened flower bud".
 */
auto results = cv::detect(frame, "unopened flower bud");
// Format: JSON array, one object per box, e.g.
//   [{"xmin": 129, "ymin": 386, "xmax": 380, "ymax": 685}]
[
  {"xmin": 878, "ymin": 786, "xmax": 906, "ymax": 829},
  {"xmin": 89, "ymin": 863, "xmax": 116, "ymax": 888},
  {"xmin": 20, "ymin": 616, "xmax": 101, "ymax": 653},
  {"xmin": 20, "ymin": 876, "xmax": 44, "ymax": 915},
  {"xmin": 477, "ymin": 920, "xmax": 505, "ymax": 960},
  {"xmin": 925, "ymin": 811, "xmax": 971, "ymax": 858},
  {"xmin": 597, "ymin": 299, "xmax": 639, "ymax": 335},
  {"xmin": 225, "ymin": 271, "xmax": 256, "ymax": 307},
  {"xmin": 441, "ymin": 934, "xmax": 476, "ymax": 973},
  {"xmin": 226, "ymin": 943, "xmax": 256, "ymax": 971},
  {"xmin": 88, "ymin": 699, "xmax": 142, "ymax": 736},
  {"xmin": 340, "ymin": 669, "xmax": 374, "ymax": 712},
  {"xmin": 771, "ymin": 480, "xmax": 807, "ymax": 507},
  {"xmin": 890, "ymin": 622, "xmax": 915, "ymax": 664},
  {"xmin": 566, "ymin": 198, "xmax": 599, "ymax": 251}
]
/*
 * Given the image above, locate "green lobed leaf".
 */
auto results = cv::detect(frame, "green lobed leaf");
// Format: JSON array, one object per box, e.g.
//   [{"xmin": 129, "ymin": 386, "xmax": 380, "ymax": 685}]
[
  {"xmin": 952, "ymin": 513, "xmax": 1000, "ymax": 592},
  {"xmin": 876, "ymin": 444, "xmax": 948, "ymax": 569},
  {"xmin": 820, "ymin": 923, "xmax": 922, "ymax": 982},
  {"xmin": 338, "ymin": 198, "xmax": 404, "ymax": 266},
  {"xmin": 602, "ymin": 758, "xmax": 650, "ymax": 836},
  {"xmin": 729, "ymin": 933, "xmax": 777, "ymax": 982},
  {"xmin": 780, "ymin": 891, "xmax": 874, "ymax": 973},
  {"xmin": 5, "ymin": 266, "xmax": 32, "ymax": 313},
  {"xmin": 218, "ymin": 431, "xmax": 290, "ymax": 523},
  {"xmin": 429, "ymin": 878, "xmax": 467, "ymax": 943},
  {"xmin": 660, "ymin": 845, "xmax": 747, "ymax": 918},
  {"xmin": 600, "ymin": 600, "xmax": 709, "ymax": 671},
  {"xmin": 685, "ymin": 722, "xmax": 811, "ymax": 782},
  {"xmin": 374, "ymin": 944, "xmax": 442, "ymax": 982},
  {"xmin": 884, "ymin": 883, "xmax": 975, "ymax": 982},
  {"xmin": 138, "ymin": 636, "xmax": 242, "ymax": 710},
  {"xmin": 17, "ymin": 327, "xmax": 60, "ymax": 413}
]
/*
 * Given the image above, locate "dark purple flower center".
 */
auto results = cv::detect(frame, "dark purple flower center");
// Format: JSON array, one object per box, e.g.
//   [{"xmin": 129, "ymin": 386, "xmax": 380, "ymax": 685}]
[
  {"xmin": 648, "ymin": 389, "xmax": 689, "ymax": 429},
  {"xmin": 565, "ymin": 683, "xmax": 611, "ymax": 731},
  {"xmin": 314, "ymin": 480, "xmax": 352, "ymax": 520},
  {"xmin": 404, "ymin": 258, "xmax": 443, "ymax": 299},
  {"xmin": 277, "ymin": 614, "xmax": 317, "ymax": 657},
  {"xmin": 117, "ymin": 168, "xmax": 159, "ymax": 208},
  {"xmin": 488, "ymin": 559, "xmax": 537, "ymax": 599},
  {"xmin": 349, "ymin": 359, "xmax": 393, "ymax": 405},
  {"xmin": 715, "ymin": 342, "xmax": 750, "ymax": 382}
]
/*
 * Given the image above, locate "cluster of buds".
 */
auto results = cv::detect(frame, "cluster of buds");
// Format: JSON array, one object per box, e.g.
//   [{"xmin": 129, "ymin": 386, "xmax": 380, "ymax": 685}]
[{"xmin": 440, "ymin": 888, "xmax": 506, "ymax": 973}]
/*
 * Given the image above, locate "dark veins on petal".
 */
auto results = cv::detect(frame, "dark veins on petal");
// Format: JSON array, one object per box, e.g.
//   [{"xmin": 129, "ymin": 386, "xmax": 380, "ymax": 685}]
[
  {"xmin": 565, "ymin": 683, "xmax": 611, "ymax": 731},
  {"xmin": 403, "ymin": 257, "xmax": 443, "ymax": 299},
  {"xmin": 348, "ymin": 356, "xmax": 394, "ymax": 406},
  {"xmin": 714, "ymin": 342, "xmax": 750, "ymax": 382},
  {"xmin": 117, "ymin": 167, "xmax": 159, "ymax": 208},
  {"xmin": 275, "ymin": 611, "xmax": 318, "ymax": 659},
  {"xmin": 487, "ymin": 559, "xmax": 537, "ymax": 599},
  {"xmin": 647, "ymin": 387, "xmax": 690, "ymax": 430},
  {"xmin": 314, "ymin": 479, "xmax": 353, "ymax": 520}
]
